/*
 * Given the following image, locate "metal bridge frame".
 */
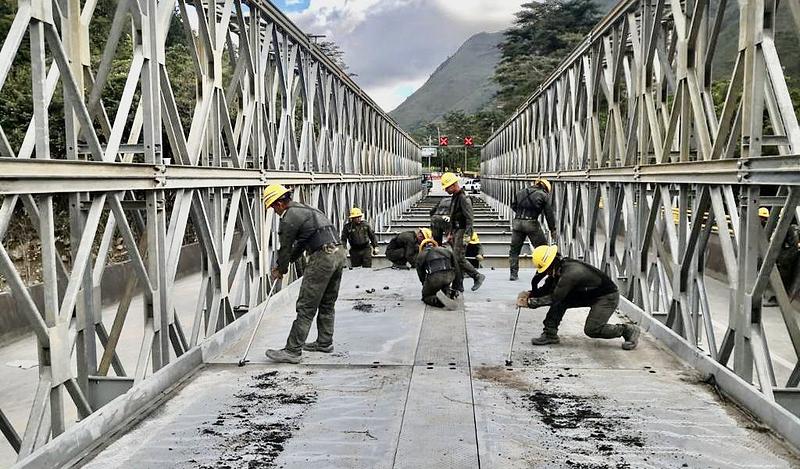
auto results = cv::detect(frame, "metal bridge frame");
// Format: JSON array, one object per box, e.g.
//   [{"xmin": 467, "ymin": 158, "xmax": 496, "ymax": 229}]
[
  {"xmin": 482, "ymin": 0, "xmax": 800, "ymax": 447},
  {"xmin": 0, "ymin": 0, "xmax": 420, "ymax": 461}
]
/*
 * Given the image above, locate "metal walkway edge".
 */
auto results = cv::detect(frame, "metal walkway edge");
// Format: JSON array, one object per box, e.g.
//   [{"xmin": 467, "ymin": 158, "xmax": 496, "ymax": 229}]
[{"xmin": 76, "ymin": 267, "xmax": 799, "ymax": 468}]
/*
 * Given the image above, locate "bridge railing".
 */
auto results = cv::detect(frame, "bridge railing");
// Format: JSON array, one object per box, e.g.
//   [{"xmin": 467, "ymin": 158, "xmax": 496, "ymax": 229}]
[
  {"xmin": 0, "ymin": 0, "xmax": 420, "ymax": 462},
  {"xmin": 481, "ymin": 0, "xmax": 800, "ymax": 446}
]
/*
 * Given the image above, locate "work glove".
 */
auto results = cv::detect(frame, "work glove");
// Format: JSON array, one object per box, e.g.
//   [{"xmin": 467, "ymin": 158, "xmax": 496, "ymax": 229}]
[
  {"xmin": 476, "ymin": 254, "xmax": 484, "ymax": 262},
  {"xmin": 516, "ymin": 290, "xmax": 530, "ymax": 307},
  {"xmin": 372, "ymin": 247, "xmax": 380, "ymax": 256}
]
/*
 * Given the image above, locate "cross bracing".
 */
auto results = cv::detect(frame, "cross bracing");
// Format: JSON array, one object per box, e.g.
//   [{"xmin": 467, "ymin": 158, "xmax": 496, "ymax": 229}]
[
  {"xmin": 0, "ymin": 0, "xmax": 420, "ymax": 460},
  {"xmin": 482, "ymin": 0, "xmax": 800, "ymax": 432}
]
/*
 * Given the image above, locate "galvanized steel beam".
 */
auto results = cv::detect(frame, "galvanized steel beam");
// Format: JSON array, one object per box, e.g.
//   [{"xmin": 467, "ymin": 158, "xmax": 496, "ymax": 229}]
[
  {"xmin": 0, "ymin": 0, "xmax": 420, "ymax": 459},
  {"xmin": 482, "ymin": 0, "xmax": 800, "ymax": 445}
]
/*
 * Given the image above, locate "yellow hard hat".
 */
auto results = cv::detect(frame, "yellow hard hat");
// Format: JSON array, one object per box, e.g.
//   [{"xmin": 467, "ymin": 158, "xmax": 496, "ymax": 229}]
[
  {"xmin": 441, "ymin": 172, "xmax": 459, "ymax": 189},
  {"xmin": 349, "ymin": 207, "xmax": 364, "ymax": 218},
  {"xmin": 532, "ymin": 244, "xmax": 559, "ymax": 273},
  {"xmin": 758, "ymin": 207, "xmax": 770, "ymax": 218},
  {"xmin": 263, "ymin": 184, "xmax": 290, "ymax": 207},
  {"xmin": 420, "ymin": 227, "xmax": 432, "ymax": 240},
  {"xmin": 534, "ymin": 178, "xmax": 552, "ymax": 193},
  {"xmin": 468, "ymin": 232, "xmax": 480, "ymax": 244},
  {"xmin": 419, "ymin": 238, "xmax": 438, "ymax": 252}
]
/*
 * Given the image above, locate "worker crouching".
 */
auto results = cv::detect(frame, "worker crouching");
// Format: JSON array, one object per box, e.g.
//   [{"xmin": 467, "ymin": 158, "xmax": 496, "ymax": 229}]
[
  {"xmin": 386, "ymin": 228, "xmax": 429, "ymax": 269},
  {"xmin": 416, "ymin": 238, "xmax": 459, "ymax": 310},
  {"xmin": 518, "ymin": 245, "xmax": 640, "ymax": 350},
  {"xmin": 465, "ymin": 232, "xmax": 484, "ymax": 269}
]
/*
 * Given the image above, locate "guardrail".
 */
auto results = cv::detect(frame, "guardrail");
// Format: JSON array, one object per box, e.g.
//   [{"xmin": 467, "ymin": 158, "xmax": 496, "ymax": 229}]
[
  {"xmin": 481, "ymin": 0, "xmax": 800, "ymax": 448},
  {"xmin": 0, "ymin": 0, "xmax": 420, "ymax": 462}
]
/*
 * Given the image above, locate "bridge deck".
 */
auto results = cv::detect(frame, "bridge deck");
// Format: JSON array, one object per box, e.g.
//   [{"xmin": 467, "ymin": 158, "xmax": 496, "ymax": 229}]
[{"xmin": 82, "ymin": 269, "xmax": 798, "ymax": 468}]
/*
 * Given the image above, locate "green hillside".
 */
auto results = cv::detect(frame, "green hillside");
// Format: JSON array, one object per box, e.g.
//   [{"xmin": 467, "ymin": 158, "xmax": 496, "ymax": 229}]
[{"xmin": 389, "ymin": 32, "xmax": 503, "ymax": 135}]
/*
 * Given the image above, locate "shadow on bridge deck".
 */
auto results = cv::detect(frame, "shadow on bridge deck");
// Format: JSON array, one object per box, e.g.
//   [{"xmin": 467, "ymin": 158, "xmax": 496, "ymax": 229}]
[{"xmin": 81, "ymin": 269, "xmax": 799, "ymax": 468}]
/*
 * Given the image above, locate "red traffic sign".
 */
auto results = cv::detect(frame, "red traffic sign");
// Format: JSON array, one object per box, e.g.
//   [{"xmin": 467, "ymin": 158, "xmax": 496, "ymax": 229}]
[
  {"xmin": 439, "ymin": 136, "xmax": 449, "ymax": 146},
  {"xmin": 464, "ymin": 136, "xmax": 474, "ymax": 146}
]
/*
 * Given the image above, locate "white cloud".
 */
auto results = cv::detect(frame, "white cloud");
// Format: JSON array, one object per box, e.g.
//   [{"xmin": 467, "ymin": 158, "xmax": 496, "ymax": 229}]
[
  {"xmin": 366, "ymin": 76, "xmax": 428, "ymax": 113},
  {"xmin": 285, "ymin": 0, "xmax": 523, "ymax": 111}
]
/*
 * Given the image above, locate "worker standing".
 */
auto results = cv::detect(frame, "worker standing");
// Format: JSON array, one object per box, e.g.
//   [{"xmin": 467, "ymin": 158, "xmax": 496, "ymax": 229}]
[
  {"xmin": 509, "ymin": 178, "xmax": 557, "ymax": 281},
  {"xmin": 341, "ymin": 207, "xmax": 379, "ymax": 268},
  {"xmin": 429, "ymin": 197, "xmax": 452, "ymax": 245},
  {"xmin": 465, "ymin": 232, "xmax": 484, "ymax": 269},
  {"xmin": 262, "ymin": 184, "xmax": 347, "ymax": 363},
  {"xmin": 441, "ymin": 172, "xmax": 485, "ymax": 292},
  {"xmin": 517, "ymin": 245, "xmax": 640, "ymax": 350},
  {"xmin": 386, "ymin": 228, "xmax": 429, "ymax": 269},
  {"xmin": 416, "ymin": 238, "xmax": 459, "ymax": 309}
]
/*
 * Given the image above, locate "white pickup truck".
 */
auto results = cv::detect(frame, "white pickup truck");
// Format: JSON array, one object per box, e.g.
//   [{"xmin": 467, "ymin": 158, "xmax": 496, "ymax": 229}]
[{"xmin": 462, "ymin": 179, "xmax": 481, "ymax": 194}]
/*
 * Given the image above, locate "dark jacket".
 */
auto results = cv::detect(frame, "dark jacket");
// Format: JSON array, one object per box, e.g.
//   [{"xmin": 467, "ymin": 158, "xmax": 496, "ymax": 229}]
[
  {"xmin": 511, "ymin": 186, "xmax": 556, "ymax": 230},
  {"xmin": 416, "ymin": 246, "xmax": 456, "ymax": 283},
  {"xmin": 341, "ymin": 220, "xmax": 378, "ymax": 249},
  {"xmin": 530, "ymin": 258, "xmax": 618, "ymax": 312},
  {"xmin": 387, "ymin": 231, "xmax": 419, "ymax": 265},
  {"xmin": 449, "ymin": 189, "xmax": 474, "ymax": 235},
  {"xmin": 276, "ymin": 202, "xmax": 339, "ymax": 274}
]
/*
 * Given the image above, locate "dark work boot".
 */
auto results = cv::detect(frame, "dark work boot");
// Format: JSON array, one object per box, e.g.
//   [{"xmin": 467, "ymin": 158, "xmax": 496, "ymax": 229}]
[
  {"xmin": 510, "ymin": 271, "xmax": 518, "ymax": 281},
  {"xmin": 622, "ymin": 325, "xmax": 641, "ymax": 350},
  {"xmin": 436, "ymin": 290, "xmax": 458, "ymax": 310},
  {"xmin": 471, "ymin": 273, "xmax": 486, "ymax": 291},
  {"xmin": 302, "ymin": 341, "xmax": 334, "ymax": 353},
  {"xmin": 265, "ymin": 348, "xmax": 302, "ymax": 364},
  {"xmin": 531, "ymin": 331, "xmax": 560, "ymax": 346}
]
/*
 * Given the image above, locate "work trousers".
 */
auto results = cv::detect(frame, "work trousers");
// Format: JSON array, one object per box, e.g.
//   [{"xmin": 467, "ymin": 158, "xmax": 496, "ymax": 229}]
[
  {"xmin": 542, "ymin": 291, "xmax": 625, "ymax": 339},
  {"xmin": 509, "ymin": 218, "xmax": 547, "ymax": 276},
  {"xmin": 349, "ymin": 245, "xmax": 373, "ymax": 268},
  {"xmin": 421, "ymin": 270, "xmax": 455, "ymax": 307},
  {"xmin": 430, "ymin": 216, "xmax": 449, "ymax": 245},
  {"xmin": 452, "ymin": 228, "xmax": 479, "ymax": 291},
  {"xmin": 385, "ymin": 247, "xmax": 410, "ymax": 267},
  {"xmin": 285, "ymin": 245, "xmax": 347, "ymax": 353}
]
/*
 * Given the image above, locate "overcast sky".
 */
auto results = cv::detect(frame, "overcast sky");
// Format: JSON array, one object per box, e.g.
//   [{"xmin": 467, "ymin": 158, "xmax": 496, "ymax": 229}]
[{"xmin": 272, "ymin": 0, "xmax": 524, "ymax": 111}]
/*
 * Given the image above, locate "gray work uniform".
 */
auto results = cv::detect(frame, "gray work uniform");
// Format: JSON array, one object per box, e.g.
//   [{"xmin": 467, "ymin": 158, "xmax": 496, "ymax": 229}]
[
  {"xmin": 341, "ymin": 220, "xmax": 378, "ymax": 268},
  {"xmin": 429, "ymin": 198, "xmax": 452, "ymax": 245},
  {"xmin": 530, "ymin": 258, "xmax": 623, "ymax": 339},
  {"xmin": 416, "ymin": 246, "xmax": 457, "ymax": 307},
  {"xmin": 385, "ymin": 230, "xmax": 419, "ymax": 267},
  {"xmin": 276, "ymin": 202, "xmax": 347, "ymax": 353},
  {"xmin": 449, "ymin": 189, "xmax": 479, "ymax": 290},
  {"xmin": 509, "ymin": 186, "xmax": 556, "ymax": 277}
]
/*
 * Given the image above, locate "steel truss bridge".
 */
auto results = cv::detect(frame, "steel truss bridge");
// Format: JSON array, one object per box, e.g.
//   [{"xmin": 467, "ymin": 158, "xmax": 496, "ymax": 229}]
[
  {"xmin": 0, "ymin": 0, "xmax": 797, "ymax": 464},
  {"xmin": 482, "ymin": 0, "xmax": 800, "ymax": 447}
]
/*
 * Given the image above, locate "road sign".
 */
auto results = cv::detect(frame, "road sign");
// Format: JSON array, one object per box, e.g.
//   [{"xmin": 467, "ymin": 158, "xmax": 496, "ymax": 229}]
[
  {"xmin": 464, "ymin": 136, "xmax": 474, "ymax": 146},
  {"xmin": 439, "ymin": 136, "xmax": 448, "ymax": 146}
]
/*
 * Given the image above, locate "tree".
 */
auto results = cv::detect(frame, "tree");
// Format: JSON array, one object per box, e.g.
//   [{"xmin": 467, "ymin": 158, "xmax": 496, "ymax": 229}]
[
  {"xmin": 414, "ymin": 110, "xmax": 505, "ymax": 172},
  {"xmin": 315, "ymin": 40, "xmax": 349, "ymax": 72},
  {"xmin": 494, "ymin": 0, "xmax": 599, "ymax": 115}
]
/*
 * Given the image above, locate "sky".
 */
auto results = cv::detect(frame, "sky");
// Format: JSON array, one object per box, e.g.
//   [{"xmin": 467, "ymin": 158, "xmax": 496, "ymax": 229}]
[{"xmin": 272, "ymin": 0, "xmax": 524, "ymax": 112}]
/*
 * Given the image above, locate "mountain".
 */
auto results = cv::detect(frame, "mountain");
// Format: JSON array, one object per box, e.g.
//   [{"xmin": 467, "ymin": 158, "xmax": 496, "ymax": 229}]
[{"xmin": 389, "ymin": 32, "xmax": 503, "ymax": 134}]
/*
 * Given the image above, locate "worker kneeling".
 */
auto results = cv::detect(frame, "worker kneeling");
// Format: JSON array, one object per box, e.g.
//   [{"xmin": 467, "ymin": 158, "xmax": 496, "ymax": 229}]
[
  {"xmin": 518, "ymin": 245, "xmax": 640, "ymax": 350},
  {"xmin": 416, "ymin": 238, "xmax": 459, "ymax": 310}
]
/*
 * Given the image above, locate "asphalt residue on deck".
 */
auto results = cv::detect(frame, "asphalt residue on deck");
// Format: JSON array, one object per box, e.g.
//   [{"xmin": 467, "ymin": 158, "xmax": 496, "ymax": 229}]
[{"xmin": 195, "ymin": 370, "xmax": 317, "ymax": 468}]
